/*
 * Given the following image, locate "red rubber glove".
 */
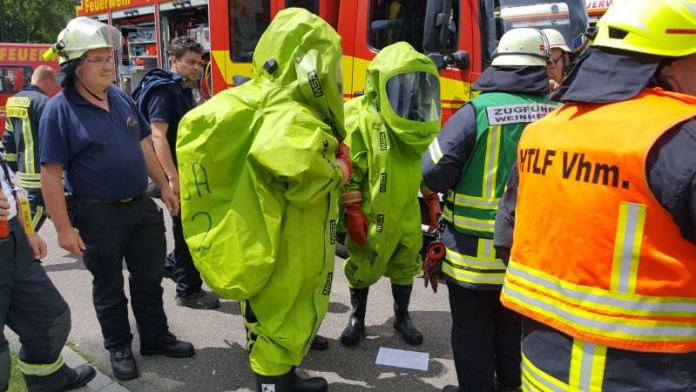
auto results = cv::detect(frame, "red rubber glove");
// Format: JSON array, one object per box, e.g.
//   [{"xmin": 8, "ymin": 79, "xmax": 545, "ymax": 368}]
[
  {"xmin": 0, "ymin": 185, "xmax": 9, "ymax": 239},
  {"xmin": 344, "ymin": 201, "xmax": 369, "ymax": 245},
  {"xmin": 336, "ymin": 141, "xmax": 352, "ymax": 186},
  {"xmin": 424, "ymin": 192, "xmax": 441, "ymax": 232}
]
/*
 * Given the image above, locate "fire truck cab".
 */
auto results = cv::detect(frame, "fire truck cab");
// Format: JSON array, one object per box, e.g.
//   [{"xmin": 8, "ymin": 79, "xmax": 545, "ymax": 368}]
[
  {"xmin": 214, "ymin": 0, "xmax": 589, "ymax": 120},
  {"xmin": 75, "ymin": 0, "xmax": 591, "ymax": 248},
  {"xmin": 0, "ymin": 43, "xmax": 59, "ymax": 133},
  {"xmin": 77, "ymin": 0, "xmax": 591, "ymax": 121}
]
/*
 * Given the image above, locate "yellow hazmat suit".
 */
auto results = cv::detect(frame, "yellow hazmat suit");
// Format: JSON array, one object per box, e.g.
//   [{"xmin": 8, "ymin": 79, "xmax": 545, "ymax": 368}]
[{"xmin": 177, "ymin": 8, "xmax": 347, "ymax": 383}]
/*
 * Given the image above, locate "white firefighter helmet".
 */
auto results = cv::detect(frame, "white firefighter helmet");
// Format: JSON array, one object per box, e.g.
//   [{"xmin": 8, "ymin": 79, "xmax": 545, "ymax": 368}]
[
  {"xmin": 492, "ymin": 28, "xmax": 550, "ymax": 67},
  {"xmin": 542, "ymin": 28, "xmax": 571, "ymax": 53},
  {"xmin": 54, "ymin": 17, "xmax": 122, "ymax": 65}
]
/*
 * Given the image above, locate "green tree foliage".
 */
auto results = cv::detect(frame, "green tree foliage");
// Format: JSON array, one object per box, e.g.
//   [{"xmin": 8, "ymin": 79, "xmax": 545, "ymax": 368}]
[{"xmin": 0, "ymin": 0, "xmax": 76, "ymax": 43}]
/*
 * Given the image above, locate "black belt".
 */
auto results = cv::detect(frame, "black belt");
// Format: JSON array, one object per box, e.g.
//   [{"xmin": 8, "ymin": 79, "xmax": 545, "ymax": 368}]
[{"xmin": 74, "ymin": 195, "xmax": 143, "ymax": 204}]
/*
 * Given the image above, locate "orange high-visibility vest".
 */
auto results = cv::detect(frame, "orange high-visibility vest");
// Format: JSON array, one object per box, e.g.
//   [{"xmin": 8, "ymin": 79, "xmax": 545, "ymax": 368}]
[{"xmin": 501, "ymin": 88, "xmax": 696, "ymax": 353}]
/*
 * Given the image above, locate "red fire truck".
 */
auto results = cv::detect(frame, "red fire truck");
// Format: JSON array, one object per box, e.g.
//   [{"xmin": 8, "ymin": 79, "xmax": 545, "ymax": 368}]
[
  {"xmin": 586, "ymin": 0, "xmax": 612, "ymax": 26},
  {"xmin": 0, "ymin": 43, "xmax": 59, "ymax": 133},
  {"xmin": 76, "ymin": 0, "xmax": 593, "ymax": 121}
]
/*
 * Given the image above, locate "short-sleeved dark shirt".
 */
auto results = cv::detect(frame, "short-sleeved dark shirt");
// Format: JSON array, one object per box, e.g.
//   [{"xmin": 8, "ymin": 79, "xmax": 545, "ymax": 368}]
[
  {"xmin": 144, "ymin": 80, "xmax": 195, "ymax": 165},
  {"xmin": 39, "ymin": 86, "xmax": 151, "ymax": 199}
]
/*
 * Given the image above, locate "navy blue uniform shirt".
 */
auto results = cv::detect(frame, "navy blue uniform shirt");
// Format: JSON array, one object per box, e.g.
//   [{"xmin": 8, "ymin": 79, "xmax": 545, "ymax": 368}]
[
  {"xmin": 39, "ymin": 86, "xmax": 151, "ymax": 199},
  {"xmin": 134, "ymin": 70, "xmax": 195, "ymax": 166},
  {"xmin": 146, "ymin": 86, "xmax": 194, "ymax": 165}
]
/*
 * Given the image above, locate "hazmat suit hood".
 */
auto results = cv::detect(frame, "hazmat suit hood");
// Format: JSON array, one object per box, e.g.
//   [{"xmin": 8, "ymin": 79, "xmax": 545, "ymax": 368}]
[
  {"xmin": 252, "ymin": 7, "xmax": 345, "ymax": 140},
  {"xmin": 362, "ymin": 42, "xmax": 441, "ymax": 152},
  {"xmin": 177, "ymin": 7, "xmax": 345, "ymax": 305}
]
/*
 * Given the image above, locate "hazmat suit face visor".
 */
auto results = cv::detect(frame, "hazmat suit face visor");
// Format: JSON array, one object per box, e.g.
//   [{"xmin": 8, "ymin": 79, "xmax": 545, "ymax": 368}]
[{"xmin": 384, "ymin": 72, "xmax": 441, "ymax": 122}]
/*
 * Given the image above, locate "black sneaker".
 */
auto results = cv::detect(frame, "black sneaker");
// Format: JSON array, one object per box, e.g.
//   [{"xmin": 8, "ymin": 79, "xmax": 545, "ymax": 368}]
[
  {"xmin": 110, "ymin": 347, "xmax": 138, "ymax": 381},
  {"xmin": 176, "ymin": 290, "xmax": 220, "ymax": 309},
  {"xmin": 140, "ymin": 331, "xmax": 195, "ymax": 358}
]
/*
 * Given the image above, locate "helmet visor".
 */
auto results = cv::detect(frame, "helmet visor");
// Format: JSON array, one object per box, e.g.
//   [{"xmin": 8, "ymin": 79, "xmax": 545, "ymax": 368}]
[
  {"xmin": 92, "ymin": 24, "xmax": 122, "ymax": 51},
  {"xmin": 385, "ymin": 72, "xmax": 441, "ymax": 122}
]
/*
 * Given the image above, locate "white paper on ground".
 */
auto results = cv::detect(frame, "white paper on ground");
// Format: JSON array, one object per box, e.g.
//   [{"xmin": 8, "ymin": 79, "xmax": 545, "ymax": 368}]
[{"xmin": 375, "ymin": 347, "xmax": 429, "ymax": 371}]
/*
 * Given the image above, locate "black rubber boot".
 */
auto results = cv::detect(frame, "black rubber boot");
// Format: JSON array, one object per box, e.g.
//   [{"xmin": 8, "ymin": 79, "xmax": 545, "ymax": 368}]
[
  {"xmin": 340, "ymin": 287, "xmax": 369, "ymax": 346},
  {"xmin": 392, "ymin": 283, "xmax": 423, "ymax": 345},
  {"xmin": 310, "ymin": 335, "xmax": 329, "ymax": 351},
  {"xmin": 256, "ymin": 372, "xmax": 290, "ymax": 392},
  {"xmin": 288, "ymin": 367, "xmax": 328, "ymax": 392}
]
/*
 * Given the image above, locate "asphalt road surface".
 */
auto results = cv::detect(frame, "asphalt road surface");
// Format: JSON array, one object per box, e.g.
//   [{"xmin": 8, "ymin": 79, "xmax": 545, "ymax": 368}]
[{"xmin": 36, "ymin": 201, "xmax": 458, "ymax": 391}]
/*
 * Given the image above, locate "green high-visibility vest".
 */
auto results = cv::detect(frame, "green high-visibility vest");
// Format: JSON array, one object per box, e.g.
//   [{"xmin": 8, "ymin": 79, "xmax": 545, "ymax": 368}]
[{"xmin": 444, "ymin": 92, "xmax": 560, "ymax": 239}]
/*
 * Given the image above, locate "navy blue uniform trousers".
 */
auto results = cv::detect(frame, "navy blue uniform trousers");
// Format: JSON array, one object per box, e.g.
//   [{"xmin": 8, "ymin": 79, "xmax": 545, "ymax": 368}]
[
  {"xmin": 166, "ymin": 214, "xmax": 203, "ymax": 296},
  {"xmin": 447, "ymin": 281, "xmax": 522, "ymax": 392},
  {"xmin": 73, "ymin": 196, "xmax": 169, "ymax": 351},
  {"xmin": 0, "ymin": 218, "xmax": 71, "ymax": 390}
]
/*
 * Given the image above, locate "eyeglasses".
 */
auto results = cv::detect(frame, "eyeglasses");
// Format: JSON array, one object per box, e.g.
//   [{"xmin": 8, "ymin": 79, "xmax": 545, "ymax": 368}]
[
  {"xmin": 83, "ymin": 57, "xmax": 115, "ymax": 65},
  {"xmin": 546, "ymin": 54, "xmax": 568, "ymax": 68}
]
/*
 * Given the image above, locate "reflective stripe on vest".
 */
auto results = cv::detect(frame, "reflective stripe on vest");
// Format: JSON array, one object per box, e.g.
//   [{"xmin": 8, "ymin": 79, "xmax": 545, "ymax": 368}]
[
  {"xmin": 18, "ymin": 354, "xmax": 64, "ymax": 376},
  {"xmin": 569, "ymin": 339, "xmax": 607, "ymax": 392},
  {"xmin": 502, "ymin": 89, "xmax": 696, "ymax": 352},
  {"xmin": 428, "ymin": 137, "xmax": 444, "ymax": 164},
  {"xmin": 504, "ymin": 261, "xmax": 696, "ymax": 343},
  {"xmin": 522, "ymin": 352, "xmax": 569, "ymax": 392},
  {"xmin": 20, "ymin": 113, "xmax": 36, "ymax": 176},
  {"xmin": 522, "ymin": 340, "xmax": 608, "ymax": 392},
  {"xmin": 611, "ymin": 202, "xmax": 646, "ymax": 294},
  {"xmin": 4, "ymin": 115, "xmax": 13, "ymax": 135},
  {"xmin": 18, "ymin": 172, "xmax": 41, "ymax": 190},
  {"xmin": 443, "ymin": 202, "xmax": 496, "ymax": 234},
  {"xmin": 442, "ymin": 237, "xmax": 506, "ymax": 285}
]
